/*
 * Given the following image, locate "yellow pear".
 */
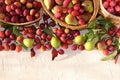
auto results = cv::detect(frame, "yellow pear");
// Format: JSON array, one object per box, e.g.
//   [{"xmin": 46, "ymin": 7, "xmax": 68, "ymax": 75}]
[
  {"xmin": 72, "ymin": 0, "xmax": 78, "ymax": 4},
  {"xmin": 44, "ymin": 0, "xmax": 55, "ymax": 10},
  {"xmin": 65, "ymin": 14, "xmax": 78, "ymax": 26}
]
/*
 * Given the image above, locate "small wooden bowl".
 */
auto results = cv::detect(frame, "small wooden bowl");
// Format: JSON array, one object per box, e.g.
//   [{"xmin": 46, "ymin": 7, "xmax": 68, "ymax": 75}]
[
  {"xmin": 0, "ymin": 8, "xmax": 42, "ymax": 26},
  {"xmin": 41, "ymin": 0, "xmax": 100, "ymax": 30},
  {"xmin": 100, "ymin": 0, "xmax": 120, "ymax": 25}
]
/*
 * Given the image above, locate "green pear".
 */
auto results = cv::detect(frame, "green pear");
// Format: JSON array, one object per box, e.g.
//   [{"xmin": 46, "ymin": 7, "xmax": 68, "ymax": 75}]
[
  {"xmin": 65, "ymin": 14, "xmax": 78, "ymax": 26},
  {"xmin": 84, "ymin": 41, "xmax": 95, "ymax": 51},
  {"xmin": 44, "ymin": 0, "xmax": 55, "ymax": 10},
  {"xmin": 50, "ymin": 37, "xmax": 61, "ymax": 48},
  {"xmin": 82, "ymin": 0, "xmax": 93, "ymax": 13},
  {"xmin": 23, "ymin": 38, "xmax": 34, "ymax": 48},
  {"xmin": 74, "ymin": 35, "xmax": 85, "ymax": 45}
]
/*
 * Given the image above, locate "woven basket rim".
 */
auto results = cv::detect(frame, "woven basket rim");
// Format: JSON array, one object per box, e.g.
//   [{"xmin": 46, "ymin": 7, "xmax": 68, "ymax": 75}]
[
  {"xmin": 100, "ymin": 0, "xmax": 120, "ymax": 24},
  {"xmin": 41, "ymin": 0, "xmax": 100, "ymax": 30},
  {"xmin": 0, "ymin": 8, "xmax": 43, "ymax": 26}
]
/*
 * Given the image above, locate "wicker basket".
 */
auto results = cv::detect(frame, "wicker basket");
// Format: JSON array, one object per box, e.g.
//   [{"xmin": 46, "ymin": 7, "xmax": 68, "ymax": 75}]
[
  {"xmin": 41, "ymin": 0, "xmax": 100, "ymax": 30},
  {"xmin": 0, "ymin": 8, "xmax": 43, "ymax": 26},
  {"xmin": 100, "ymin": 0, "xmax": 120, "ymax": 24}
]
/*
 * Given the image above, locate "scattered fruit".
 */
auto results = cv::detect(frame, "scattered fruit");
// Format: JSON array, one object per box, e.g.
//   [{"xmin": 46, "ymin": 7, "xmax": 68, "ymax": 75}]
[
  {"xmin": 31, "ymin": 48, "xmax": 35, "ymax": 58},
  {"xmin": 16, "ymin": 35, "xmax": 23, "ymax": 43},
  {"xmin": 50, "ymin": 37, "xmax": 61, "ymax": 48},
  {"xmin": 23, "ymin": 38, "xmax": 34, "ymax": 48},
  {"xmin": 74, "ymin": 35, "xmax": 85, "ymax": 45},
  {"xmin": 52, "ymin": 48, "xmax": 58, "ymax": 60},
  {"xmin": 84, "ymin": 41, "xmax": 95, "ymax": 51},
  {"xmin": 40, "ymin": 45, "xmax": 46, "ymax": 52},
  {"xmin": 97, "ymin": 41, "xmax": 106, "ymax": 50},
  {"xmin": 58, "ymin": 49, "xmax": 64, "ymax": 55},
  {"xmin": 3, "ymin": 43, "xmax": 10, "ymax": 51},
  {"xmin": 0, "ymin": 10, "xmax": 119, "ymax": 64},
  {"xmin": 72, "ymin": 44, "xmax": 77, "ymax": 50},
  {"xmin": 15, "ymin": 45, "xmax": 22, "ymax": 52}
]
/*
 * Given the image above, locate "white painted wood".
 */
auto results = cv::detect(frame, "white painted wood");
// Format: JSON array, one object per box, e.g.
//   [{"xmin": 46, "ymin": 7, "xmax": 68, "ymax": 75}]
[{"xmin": 0, "ymin": 49, "xmax": 120, "ymax": 80}]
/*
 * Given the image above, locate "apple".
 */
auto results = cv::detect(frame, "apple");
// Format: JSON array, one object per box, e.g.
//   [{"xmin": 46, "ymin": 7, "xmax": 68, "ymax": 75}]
[{"xmin": 97, "ymin": 41, "xmax": 106, "ymax": 50}]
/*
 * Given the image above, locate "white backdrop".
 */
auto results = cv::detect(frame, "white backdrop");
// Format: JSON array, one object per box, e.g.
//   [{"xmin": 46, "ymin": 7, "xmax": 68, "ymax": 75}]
[{"xmin": 0, "ymin": 49, "xmax": 120, "ymax": 80}]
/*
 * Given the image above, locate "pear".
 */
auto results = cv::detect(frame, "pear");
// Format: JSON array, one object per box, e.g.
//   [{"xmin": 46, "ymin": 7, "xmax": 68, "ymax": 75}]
[
  {"xmin": 82, "ymin": 0, "xmax": 93, "ymax": 13},
  {"xmin": 44, "ymin": 0, "xmax": 55, "ymax": 10},
  {"xmin": 23, "ymin": 38, "xmax": 34, "ymax": 48},
  {"xmin": 74, "ymin": 35, "xmax": 85, "ymax": 45},
  {"xmin": 50, "ymin": 37, "xmax": 61, "ymax": 48},
  {"xmin": 65, "ymin": 14, "xmax": 78, "ymax": 26},
  {"xmin": 84, "ymin": 41, "xmax": 95, "ymax": 51},
  {"xmin": 72, "ymin": 0, "xmax": 78, "ymax": 4}
]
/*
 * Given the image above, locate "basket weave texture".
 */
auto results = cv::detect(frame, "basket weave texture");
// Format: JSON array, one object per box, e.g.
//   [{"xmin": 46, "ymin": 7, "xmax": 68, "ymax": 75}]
[
  {"xmin": 100, "ymin": 0, "xmax": 120, "ymax": 24},
  {"xmin": 41, "ymin": 0, "xmax": 100, "ymax": 30}
]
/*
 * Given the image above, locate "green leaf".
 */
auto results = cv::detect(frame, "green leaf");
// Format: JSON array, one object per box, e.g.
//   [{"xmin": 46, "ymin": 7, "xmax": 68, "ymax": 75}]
[
  {"xmin": 88, "ymin": 20, "xmax": 98, "ymax": 29},
  {"xmin": 79, "ymin": 0, "xmax": 84, "ymax": 2},
  {"xmin": 101, "ymin": 50, "xmax": 117, "ymax": 61},
  {"xmin": 12, "ymin": 26, "xmax": 21, "ymax": 36},
  {"xmin": 15, "ymin": 41, "xmax": 28, "ymax": 50},
  {"xmin": 96, "ymin": 16, "xmax": 104, "ymax": 20},
  {"xmin": 92, "ymin": 36, "xmax": 99, "ymax": 45},
  {"xmin": 43, "ymin": 28, "xmax": 54, "ymax": 36},
  {"xmin": 85, "ymin": 30, "xmax": 94, "ymax": 41},
  {"xmin": 92, "ymin": 29, "xmax": 101, "ymax": 34},
  {"xmin": 104, "ymin": 23, "xmax": 112, "ymax": 30},
  {"xmin": 99, "ymin": 19, "xmax": 114, "ymax": 30},
  {"xmin": 0, "ymin": 22, "xmax": 13, "ymax": 29},
  {"xmin": 100, "ymin": 34, "xmax": 110, "ymax": 40},
  {"xmin": 20, "ymin": 42, "xmax": 28, "ymax": 50}
]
